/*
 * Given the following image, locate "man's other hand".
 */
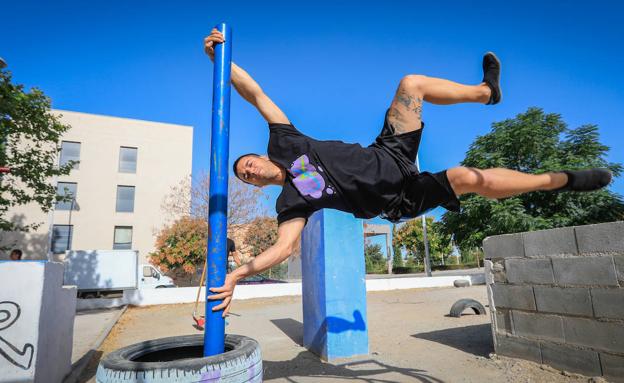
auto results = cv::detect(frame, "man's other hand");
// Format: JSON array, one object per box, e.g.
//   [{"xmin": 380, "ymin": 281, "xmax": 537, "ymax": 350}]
[
  {"xmin": 204, "ymin": 28, "xmax": 225, "ymax": 62},
  {"xmin": 207, "ymin": 273, "xmax": 237, "ymax": 317}
]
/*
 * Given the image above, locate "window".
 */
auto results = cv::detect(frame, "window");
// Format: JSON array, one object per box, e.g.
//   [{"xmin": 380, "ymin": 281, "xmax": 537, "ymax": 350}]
[
  {"xmin": 113, "ymin": 226, "xmax": 132, "ymax": 250},
  {"xmin": 51, "ymin": 225, "xmax": 73, "ymax": 254},
  {"xmin": 143, "ymin": 266, "xmax": 155, "ymax": 278},
  {"xmin": 60, "ymin": 141, "xmax": 81, "ymax": 169},
  {"xmin": 119, "ymin": 147, "xmax": 137, "ymax": 173},
  {"xmin": 116, "ymin": 185, "xmax": 135, "ymax": 212},
  {"xmin": 55, "ymin": 182, "xmax": 77, "ymax": 210}
]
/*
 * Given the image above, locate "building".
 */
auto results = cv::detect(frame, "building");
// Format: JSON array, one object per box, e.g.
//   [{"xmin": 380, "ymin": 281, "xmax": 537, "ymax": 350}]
[{"xmin": 1, "ymin": 110, "xmax": 193, "ymax": 261}]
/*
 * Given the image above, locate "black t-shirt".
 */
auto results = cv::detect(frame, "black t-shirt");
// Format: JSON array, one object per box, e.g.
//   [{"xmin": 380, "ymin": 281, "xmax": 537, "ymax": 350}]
[{"xmin": 269, "ymin": 123, "xmax": 404, "ymax": 224}]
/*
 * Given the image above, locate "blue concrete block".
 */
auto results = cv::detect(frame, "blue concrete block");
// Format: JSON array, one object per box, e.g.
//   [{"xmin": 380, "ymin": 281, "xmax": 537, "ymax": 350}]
[{"xmin": 301, "ymin": 209, "xmax": 369, "ymax": 361}]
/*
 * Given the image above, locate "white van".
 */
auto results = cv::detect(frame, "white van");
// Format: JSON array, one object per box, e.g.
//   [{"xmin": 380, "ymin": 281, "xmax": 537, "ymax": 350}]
[{"xmin": 63, "ymin": 250, "xmax": 175, "ymax": 298}]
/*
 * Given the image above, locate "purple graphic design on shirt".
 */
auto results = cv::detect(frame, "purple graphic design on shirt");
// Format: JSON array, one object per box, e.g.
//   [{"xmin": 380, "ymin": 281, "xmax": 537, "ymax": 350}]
[{"xmin": 289, "ymin": 154, "xmax": 333, "ymax": 199}]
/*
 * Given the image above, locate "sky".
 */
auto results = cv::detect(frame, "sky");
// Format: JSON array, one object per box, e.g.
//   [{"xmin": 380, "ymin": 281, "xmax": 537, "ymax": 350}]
[{"xmin": 4, "ymin": 1, "xmax": 624, "ymax": 254}]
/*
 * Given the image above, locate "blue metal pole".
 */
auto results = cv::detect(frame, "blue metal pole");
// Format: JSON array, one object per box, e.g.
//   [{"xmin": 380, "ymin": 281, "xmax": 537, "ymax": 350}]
[{"xmin": 204, "ymin": 22, "xmax": 232, "ymax": 357}]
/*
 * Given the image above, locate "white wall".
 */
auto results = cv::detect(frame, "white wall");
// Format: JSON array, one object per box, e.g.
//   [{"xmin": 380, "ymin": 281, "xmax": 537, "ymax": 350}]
[
  {"xmin": 0, "ymin": 261, "xmax": 76, "ymax": 383},
  {"xmin": 76, "ymin": 274, "xmax": 484, "ymax": 310}
]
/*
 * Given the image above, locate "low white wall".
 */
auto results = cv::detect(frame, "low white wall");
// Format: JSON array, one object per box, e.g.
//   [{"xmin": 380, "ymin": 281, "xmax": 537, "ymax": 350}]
[
  {"xmin": 0, "ymin": 261, "xmax": 76, "ymax": 383},
  {"xmin": 76, "ymin": 273, "xmax": 484, "ymax": 310}
]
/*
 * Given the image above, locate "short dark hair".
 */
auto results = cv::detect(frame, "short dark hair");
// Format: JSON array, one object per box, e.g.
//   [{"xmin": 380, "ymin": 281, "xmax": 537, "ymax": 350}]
[
  {"xmin": 232, "ymin": 153, "xmax": 261, "ymax": 184},
  {"xmin": 10, "ymin": 249, "xmax": 22, "ymax": 259}
]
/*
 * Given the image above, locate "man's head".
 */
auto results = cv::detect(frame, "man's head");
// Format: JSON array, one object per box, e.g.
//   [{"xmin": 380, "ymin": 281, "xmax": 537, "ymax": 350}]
[
  {"xmin": 233, "ymin": 153, "xmax": 284, "ymax": 187},
  {"xmin": 10, "ymin": 249, "xmax": 22, "ymax": 261}
]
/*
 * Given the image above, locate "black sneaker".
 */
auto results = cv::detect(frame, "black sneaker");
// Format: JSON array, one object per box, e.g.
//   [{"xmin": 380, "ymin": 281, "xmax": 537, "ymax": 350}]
[
  {"xmin": 556, "ymin": 168, "xmax": 612, "ymax": 192},
  {"xmin": 482, "ymin": 52, "xmax": 502, "ymax": 105}
]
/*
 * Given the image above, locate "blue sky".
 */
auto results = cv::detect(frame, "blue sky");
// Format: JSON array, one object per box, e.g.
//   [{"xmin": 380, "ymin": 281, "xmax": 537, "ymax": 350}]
[{"xmin": 4, "ymin": 1, "xmax": 624, "ymax": 253}]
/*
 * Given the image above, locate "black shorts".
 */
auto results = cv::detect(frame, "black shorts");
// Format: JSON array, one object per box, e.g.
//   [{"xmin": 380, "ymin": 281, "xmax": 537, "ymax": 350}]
[{"xmin": 372, "ymin": 109, "xmax": 460, "ymax": 222}]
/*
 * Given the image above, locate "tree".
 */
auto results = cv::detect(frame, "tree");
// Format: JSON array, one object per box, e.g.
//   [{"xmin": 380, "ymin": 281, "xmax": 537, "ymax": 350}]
[
  {"xmin": 243, "ymin": 216, "xmax": 287, "ymax": 278},
  {"xmin": 0, "ymin": 68, "xmax": 74, "ymax": 233},
  {"xmin": 148, "ymin": 216, "xmax": 207, "ymax": 285},
  {"xmin": 442, "ymin": 108, "xmax": 624, "ymax": 250},
  {"xmin": 244, "ymin": 216, "xmax": 278, "ymax": 257},
  {"xmin": 161, "ymin": 173, "xmax": 266, "ymax": 237},
  {"xmin": 364, "ymin": 242, "xmax": 386, "ymax": 274},
  {"xmin": 391, "ymin": 224, "xmax": 403, "ymax": 267},
  {"xmin": 394, "ymin": 217, "xmax": 453, "ymax": 265}
]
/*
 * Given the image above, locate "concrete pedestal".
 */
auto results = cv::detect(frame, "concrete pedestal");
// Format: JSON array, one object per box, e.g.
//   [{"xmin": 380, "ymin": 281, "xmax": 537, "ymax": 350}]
[
  {"xmin": 0, "ymin": 261, "xmax": 77, "ymax": 383},
  {"xmin": 301, "ymin": 210, "xmax": 369, "ymax": 361}
]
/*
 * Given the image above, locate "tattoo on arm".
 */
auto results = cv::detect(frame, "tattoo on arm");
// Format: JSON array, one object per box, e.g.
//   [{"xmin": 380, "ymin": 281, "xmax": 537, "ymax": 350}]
[{"xmin": 397, "ymin": 92, "xmax": 423, "ymax": 117}]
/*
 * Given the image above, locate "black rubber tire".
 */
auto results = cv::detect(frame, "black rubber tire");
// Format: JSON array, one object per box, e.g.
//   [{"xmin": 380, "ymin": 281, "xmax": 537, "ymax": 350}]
[
  {"xmin": 449, "ymin": 298, "xmax": 486, "ymax": 318},
  {"xmin": 95, "ymin": 334, "xmax": 262, "ymax": 382},
  {"xmin": 453, "ymin": 279, "xmax": 470, "ymax": 288}
]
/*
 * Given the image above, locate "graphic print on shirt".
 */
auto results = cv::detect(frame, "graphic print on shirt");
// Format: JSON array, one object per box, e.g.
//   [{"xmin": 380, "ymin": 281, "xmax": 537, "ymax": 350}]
[{"xmin": 289, "ymin": 154, "xmax": 334, "ymax": 199}]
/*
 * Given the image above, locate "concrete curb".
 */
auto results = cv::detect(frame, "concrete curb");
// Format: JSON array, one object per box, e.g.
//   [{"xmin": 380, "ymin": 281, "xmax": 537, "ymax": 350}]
[{"xmin": 63, "ymin": 305, "xmax": 128, "ymax": 383}]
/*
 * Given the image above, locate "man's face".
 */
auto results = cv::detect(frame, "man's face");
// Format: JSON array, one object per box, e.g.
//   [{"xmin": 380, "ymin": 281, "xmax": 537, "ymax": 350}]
[
  {"xmin": 236, "ymin": 155, "xmax": 273, "ymax": 187},
  {"xmin": 10, "ymin": 252, "xmax": 20, "ymax": 261}
]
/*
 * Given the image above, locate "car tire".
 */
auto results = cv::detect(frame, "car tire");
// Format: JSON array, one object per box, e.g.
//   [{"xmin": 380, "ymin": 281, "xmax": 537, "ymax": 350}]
[
  {"xmin": 96, "ymin": 334, "xmax": 262, "ymax": 382},
  {"xmin": 449, "ymin": 298, "xmax": 486, "ymax": 318}
]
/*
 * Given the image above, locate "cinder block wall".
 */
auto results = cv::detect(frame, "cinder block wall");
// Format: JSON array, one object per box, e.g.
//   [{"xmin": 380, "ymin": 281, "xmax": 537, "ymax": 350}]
[{"xmin": 484, "ymin": 221, "xmax": 624, "ymax": 381}]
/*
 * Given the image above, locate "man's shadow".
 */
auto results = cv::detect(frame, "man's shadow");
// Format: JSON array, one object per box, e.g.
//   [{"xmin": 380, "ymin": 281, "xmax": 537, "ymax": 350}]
[{"xmin": 269, "ymin": 316, "xmax": 444, "ymax": 383}]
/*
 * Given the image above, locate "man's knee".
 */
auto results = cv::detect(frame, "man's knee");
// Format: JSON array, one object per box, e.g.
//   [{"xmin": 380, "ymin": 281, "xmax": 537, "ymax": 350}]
[
  {"xmin": 399, "ymin": 74, "xmax": 427, "ymax": 93},
  {"xmin": 447, "ymin": 167, "xmax": 485, "ymax": 195}
]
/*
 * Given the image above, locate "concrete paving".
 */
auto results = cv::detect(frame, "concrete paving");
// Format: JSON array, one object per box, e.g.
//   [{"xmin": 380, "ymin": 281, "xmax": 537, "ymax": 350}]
[
  {"xmin": 72, "ymin": 307, "xmax": 126, "ymax": 363},
  {"xmin": 66, "ymin": 307, "xmax": 125, "ymax": 383},
  {"xmin": 76, "ymin": 286, "xmax": 597, "ymax": 382}
]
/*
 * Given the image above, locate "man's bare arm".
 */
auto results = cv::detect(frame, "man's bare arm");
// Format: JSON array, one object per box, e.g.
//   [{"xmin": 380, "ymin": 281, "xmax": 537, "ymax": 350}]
[
  {"xmin": 205, "ymin": 29, "xmax": 289, "ymax": 124},
  {"xmin": 208, "ymin": 218, "xmax": 304, "ymax": 316},
  {"xmin": 230, "ymin": 218, "xmax": 304, "ymax": 281}
]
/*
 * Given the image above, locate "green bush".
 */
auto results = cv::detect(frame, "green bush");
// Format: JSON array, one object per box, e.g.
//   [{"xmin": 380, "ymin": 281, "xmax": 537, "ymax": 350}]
[
  {"xmin": 392, "ymin": 265, "xmax": 425, "ymax": 274},
  {"xmin": 431, "ymin": 263, "xmax": 480, "ymax": 271}
]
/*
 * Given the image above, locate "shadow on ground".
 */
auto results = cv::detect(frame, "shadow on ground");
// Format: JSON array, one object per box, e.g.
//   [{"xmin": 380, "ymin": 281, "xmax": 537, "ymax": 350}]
[
  {"xmin": 268, "ymin": 318, "xmax": 444, "ymax": 382},
  {"xmin": 271, "ymin": 318, "xmax": 303, "ymax": 346},
  {"xmin": 75, "ymin": 350, "xmax": 103, "ymax": 383},
  {"xmin": 411, "ymin": 323, "xmax": 493, "ymax": 357},
  {"xmin": 263, "ymin": 352, "xmax": 445, "ymax": 382}
]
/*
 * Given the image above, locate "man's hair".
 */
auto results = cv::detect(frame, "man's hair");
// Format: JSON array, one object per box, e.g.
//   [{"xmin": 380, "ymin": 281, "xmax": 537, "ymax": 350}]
[
  {"xmin": 232, "ymin": 153, "xmax": 261, "ymax": 184},
  {"xmin": 10, "ymin": 249, "xmax": 22, "ymax": 259}
]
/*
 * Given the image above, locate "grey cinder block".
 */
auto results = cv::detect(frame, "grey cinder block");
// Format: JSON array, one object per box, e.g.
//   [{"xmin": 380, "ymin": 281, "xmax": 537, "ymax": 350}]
[
  {"xmin": 491, "ymin": 260, "xmax": 507, "ymax": 283},
  {"xmin": 575, "ymin": 221, "xmax": 624, "ymax": 254},
  {"xmin": 512, "ymin": 311, "xmax": 564, "ymax": 342},
  {"xmin": 540, "ymin": 342, "xmax": 601, "ymax": 376},
  {"xmin": 534, "ymin": 286, "xmax": 593, "ymax": 316},
  {"xmin": 601, "ymin": 353, "xmax": 624, "ymax": 383},
  {"xmin": 591, "ymin": 288, "xmax": 624, "ymax": 320},
  {"xmin": 523, "ymin": 227, "xmax": 578, "ymax": 257},
  {"xmin": 495, "ymin": 335, "xmax": 542, "ymax": 364},
  {"xmin": 505, "ymin": 258, "xmax": 554, "ymax": 284},
  {"xmin": 552, "ymin": 256, "xmax": 618, "ymax": 287},
  {"xmin": 564, "ymin": 317, "xmax": 624, "ymax": 354},
  {"xmin": 483, "ymin": 233, "xmax": 524, "ymax": 259},
  {"xmin": 491, "ymin": 285, "xmax": 536, "ymax": 310},
  {"xmin": 495, "ymin": 310, "xmax": 513, "ymax": 335}
]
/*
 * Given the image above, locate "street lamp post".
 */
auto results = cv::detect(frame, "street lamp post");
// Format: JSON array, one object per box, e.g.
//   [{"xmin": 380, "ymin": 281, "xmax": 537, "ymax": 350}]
[{"xmin": 415, "ymin": 155, "xmax": 432, "ymax": 277}]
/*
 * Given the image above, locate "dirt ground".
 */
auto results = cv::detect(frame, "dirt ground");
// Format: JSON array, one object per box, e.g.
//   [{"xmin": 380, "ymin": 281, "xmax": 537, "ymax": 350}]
[{"xmin": 80, "ymin": 286, "xmax": 603, "ymax": 382}]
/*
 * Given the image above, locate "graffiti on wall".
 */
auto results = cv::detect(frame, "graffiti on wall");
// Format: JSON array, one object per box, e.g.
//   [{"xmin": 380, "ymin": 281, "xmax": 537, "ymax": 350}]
[{"xmin": 0, "ymin": 301, "xmax": 34, "ymax": 370}]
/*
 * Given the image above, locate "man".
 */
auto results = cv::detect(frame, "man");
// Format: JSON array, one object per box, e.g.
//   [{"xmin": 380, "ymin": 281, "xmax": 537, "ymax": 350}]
[
  {"xmin": 227, "ymin": 237, "xmax": 242, "ymax": 273},
  {"xmin": 9, "ymin": 249, "xmax": 22, "ymax": 261},
  {"xmin": 204, "ymin": 29, "xmax": 612, "ymax": 316}
]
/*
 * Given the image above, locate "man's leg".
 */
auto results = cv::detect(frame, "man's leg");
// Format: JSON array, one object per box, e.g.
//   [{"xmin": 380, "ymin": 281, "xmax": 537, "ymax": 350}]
[
  {"xmin": 387, "ymin": 75, "xmax": 492, "ymax": 134},
  {"xmin": 387, "ymin": 52, "xmax": 501, "ymax": 134},
  {"xmin": 447, "ymin": 167, "xmax": 612, "ymax": 198}
]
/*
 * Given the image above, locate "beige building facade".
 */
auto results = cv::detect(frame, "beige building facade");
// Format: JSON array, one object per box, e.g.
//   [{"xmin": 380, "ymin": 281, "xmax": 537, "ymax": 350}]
[{"xmin": 1, "ymin": 110, "xmax": 193, "ymax": 261}]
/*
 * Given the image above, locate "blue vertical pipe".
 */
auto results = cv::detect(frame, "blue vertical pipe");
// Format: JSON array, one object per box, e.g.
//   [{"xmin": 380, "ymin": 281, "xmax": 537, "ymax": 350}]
[{"xmin": 204, "ymin": 22, "xmax": 232, "ymax": 357}]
